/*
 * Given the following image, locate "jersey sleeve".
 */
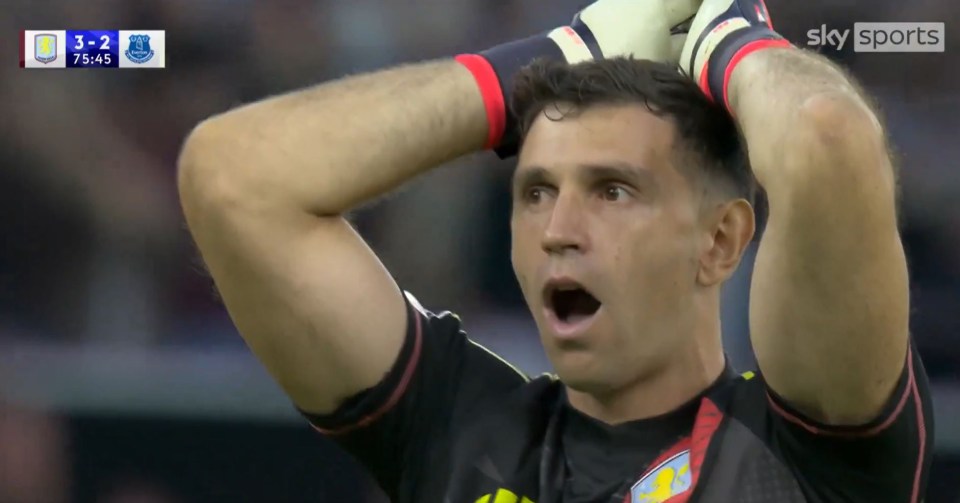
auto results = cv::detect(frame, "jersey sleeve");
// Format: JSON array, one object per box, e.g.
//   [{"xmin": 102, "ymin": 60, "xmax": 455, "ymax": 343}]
[
  {"xmin": 763, "ymin": 340, "xmax": 934, "ymax": 503},
  {"xmin": 298, "ymin": 290, "xmax": 529, "ymax": 502}
]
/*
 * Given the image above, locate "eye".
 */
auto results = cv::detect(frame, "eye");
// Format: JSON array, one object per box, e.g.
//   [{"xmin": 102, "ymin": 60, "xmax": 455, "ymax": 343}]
[
  {"xmin": 523, "ymin": 186, "xmax": 552, "ymax": 205},
  {"xmin": 525, "ymin": 187, "xmax": 542, "ymax": 203},
  {"xmin": 601, "ymin": 184, "xmax": 630, "ymax": 202}
]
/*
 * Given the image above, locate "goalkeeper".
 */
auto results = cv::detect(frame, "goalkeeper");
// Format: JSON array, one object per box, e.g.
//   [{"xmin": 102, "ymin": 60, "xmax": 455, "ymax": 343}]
[{"xmin": 179, "ymin": 0, "xmax": 933, "ymax": 501}]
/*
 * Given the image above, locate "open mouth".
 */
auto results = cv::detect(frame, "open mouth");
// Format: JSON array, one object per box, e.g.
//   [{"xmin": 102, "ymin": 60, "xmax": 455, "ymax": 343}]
[{"xmin": 544, "ymin": 280, "xmax": 602, "ymax": 324}]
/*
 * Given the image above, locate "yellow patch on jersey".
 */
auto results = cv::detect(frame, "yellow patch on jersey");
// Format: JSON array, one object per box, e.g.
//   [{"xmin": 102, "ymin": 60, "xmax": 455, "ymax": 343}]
[{"xmin": 474, "ymin": 488, "xmax": 535, "ymax": 503}]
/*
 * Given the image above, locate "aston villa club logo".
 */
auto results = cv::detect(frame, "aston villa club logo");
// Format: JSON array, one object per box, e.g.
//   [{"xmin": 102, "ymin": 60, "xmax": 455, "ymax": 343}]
[
  {"xmin": 630, "ymin": 450, "xmax": 692, "ymax": 503},
  {"xmin": 34, "ymin": 33, "xmax": 57, "ymax": 63}
]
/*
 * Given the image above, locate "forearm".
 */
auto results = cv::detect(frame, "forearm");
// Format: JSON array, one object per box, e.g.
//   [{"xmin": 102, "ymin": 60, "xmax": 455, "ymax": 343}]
[
  {"xmin": 726, "ymin": 47, "xmax": 889, "ymax": 198},
  {"xmin": 179, "ymin": 59, "xmax": 487, "ymax": 216}
]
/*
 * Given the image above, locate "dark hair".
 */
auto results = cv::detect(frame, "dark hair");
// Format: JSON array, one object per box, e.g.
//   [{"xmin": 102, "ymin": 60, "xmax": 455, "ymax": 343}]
[{"xmin": 511, "ymin": 57, "xmax": 759, "ymax": 212}]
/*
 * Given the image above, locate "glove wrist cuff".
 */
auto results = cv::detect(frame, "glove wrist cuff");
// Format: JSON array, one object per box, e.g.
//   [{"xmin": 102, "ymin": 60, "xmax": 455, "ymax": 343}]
[
  {"xmin": 701, "ymin": 27, "xmax": 791, "ymax": 112},
  {"xmin": 459, "ymin": 33, "xmax": 569, "ymax": 158},
  {"xmin": 455, "ymin": 54, "xmax": 507, "ymax": 151}
]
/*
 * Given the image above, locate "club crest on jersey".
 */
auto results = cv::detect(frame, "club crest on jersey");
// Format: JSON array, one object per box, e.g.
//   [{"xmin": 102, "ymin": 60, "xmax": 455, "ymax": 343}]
[
  {"xmin": 34, "ymin": 34, "xmax": 57, "ymax": 63},
  {"xmin": 630, "ymin": 450, "xmax": 692, "ymax": 503}
]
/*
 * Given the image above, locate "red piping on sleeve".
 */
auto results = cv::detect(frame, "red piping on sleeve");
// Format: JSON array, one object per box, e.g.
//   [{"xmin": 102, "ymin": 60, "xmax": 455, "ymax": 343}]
[
  {"xmin": 766, "ymin": 346, "xmax": 917, "ymax": 438},
  {"xmin": 312, "ymin": 309, "xmax": 424, "ymax": 436}
]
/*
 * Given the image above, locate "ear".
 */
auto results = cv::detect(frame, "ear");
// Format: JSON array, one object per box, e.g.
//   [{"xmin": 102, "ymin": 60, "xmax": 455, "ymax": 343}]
[{"xmin": 697, "ymin": 199, "xmax": 756, "ymax": 286}]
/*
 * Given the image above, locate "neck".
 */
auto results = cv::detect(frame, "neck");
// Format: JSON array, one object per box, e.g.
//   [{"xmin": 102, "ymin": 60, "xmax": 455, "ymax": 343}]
[{"xmin": 566, "ymin": 320, "xmax": 726, "ymax": 425}]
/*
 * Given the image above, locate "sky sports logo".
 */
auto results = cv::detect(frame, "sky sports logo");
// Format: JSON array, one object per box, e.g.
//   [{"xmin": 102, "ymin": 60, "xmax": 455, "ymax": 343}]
[{"xmin": 807, "ymin": 22, "xmax": 945, "ymax": 52}]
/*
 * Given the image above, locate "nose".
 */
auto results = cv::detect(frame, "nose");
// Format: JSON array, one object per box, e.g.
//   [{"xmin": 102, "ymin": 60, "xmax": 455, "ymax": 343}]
[{"xmin": 541, "ymin": 191, "xmax": 590, "ymax": 255}]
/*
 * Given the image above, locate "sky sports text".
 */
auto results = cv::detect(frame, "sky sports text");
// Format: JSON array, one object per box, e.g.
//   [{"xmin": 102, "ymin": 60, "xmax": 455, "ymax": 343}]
[{"xmin": 807, "ymin": 22, "xmax": 945, "ymax": 52}]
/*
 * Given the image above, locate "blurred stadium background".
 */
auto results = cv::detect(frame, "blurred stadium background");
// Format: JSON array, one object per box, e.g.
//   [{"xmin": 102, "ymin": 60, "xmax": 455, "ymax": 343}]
[{"xmin": 1, "ymin": 0, "xmax": 958, "ymax": 501}]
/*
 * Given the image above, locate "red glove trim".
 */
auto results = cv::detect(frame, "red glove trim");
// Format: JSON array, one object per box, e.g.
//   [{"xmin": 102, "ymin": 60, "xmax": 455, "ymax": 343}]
[
  {"xmin": 720, "ymin": 38, "xmax": 792, "ymax": 112},
  {"xmin": 455, "ymin": 54, "xmax": 507, "ymax": 150}
]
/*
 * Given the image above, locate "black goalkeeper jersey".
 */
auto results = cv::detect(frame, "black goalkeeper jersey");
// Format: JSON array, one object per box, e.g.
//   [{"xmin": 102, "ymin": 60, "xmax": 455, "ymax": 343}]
[{"xmin": 303, "ymin": 292, "xmax": 934, "ymax": 503}]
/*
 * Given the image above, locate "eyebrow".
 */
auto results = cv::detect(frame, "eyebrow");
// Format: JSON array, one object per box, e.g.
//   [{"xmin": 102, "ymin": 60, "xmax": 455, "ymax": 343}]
[{"xmin": 512, "ymin": 162, "xmax": 655, "ymax": 194}]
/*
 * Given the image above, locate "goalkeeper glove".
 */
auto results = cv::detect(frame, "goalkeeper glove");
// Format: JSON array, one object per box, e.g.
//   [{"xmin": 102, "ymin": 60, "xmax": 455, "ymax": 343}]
[
  {"xmin": 679, "ymin": 0, "xmax": 792, "ymax": 112},
  {"xmin": 457, "ymin": 0, "xmax": 700, "ymax": 158}
]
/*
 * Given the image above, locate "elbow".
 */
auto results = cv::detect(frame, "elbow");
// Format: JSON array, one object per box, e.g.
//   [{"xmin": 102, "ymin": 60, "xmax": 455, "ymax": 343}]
[
  {"xmin": 177, "ymin": 118, "xmax": 227, "ymax": 201},
  {"xmin": 797, "ymin": 92, "xmax": 885, "ymax": 156},
  {"xmin": 768, "ymin": 93, "xmax": 899, "ymax": 228},
  {"xmin": 788, "ymin": 92, "xmax": 896, "ymax": 192},
  {"xmin": 177, "ymin": 117, "xmax": 254, "ymax": 217},
  {"xmin": 796, "ymin": 92, "xmax": 886, "ymax": 162}
]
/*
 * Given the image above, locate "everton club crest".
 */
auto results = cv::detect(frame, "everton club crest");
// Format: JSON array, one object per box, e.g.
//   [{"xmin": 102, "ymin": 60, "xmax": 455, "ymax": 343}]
[{"xmin": 125, "ymin": 34, "xmax": 155, "ymax": 64}]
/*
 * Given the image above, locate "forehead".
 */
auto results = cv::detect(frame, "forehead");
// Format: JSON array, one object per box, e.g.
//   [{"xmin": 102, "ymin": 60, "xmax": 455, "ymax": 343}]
[{"xmin": 516, "ymin": 104, "xmax": 678, "ymax": 176}]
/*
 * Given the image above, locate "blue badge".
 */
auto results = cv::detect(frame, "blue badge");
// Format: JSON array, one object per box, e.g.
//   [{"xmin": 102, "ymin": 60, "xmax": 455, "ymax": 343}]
[
  {"xmin": 630, "ymin": 450, "xmax": 692, "ymax": 503},
  {"xmin": 35, "ymin": 34, "xmax": 57, "ymax": 63},
  {"xmin": 125, "ymin": 34, "xmax": 155, "ymax": 64}
]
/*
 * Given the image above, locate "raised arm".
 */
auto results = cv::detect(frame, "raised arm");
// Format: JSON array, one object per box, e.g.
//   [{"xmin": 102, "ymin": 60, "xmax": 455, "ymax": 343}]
[
  {"xmin": 177, "ymin": 61, "xmax": 488, "ymax": 413},
  {"xmin": 730, "ymin": 48, "xmax": 907, "ymax": 425},
  {"xmin": 682, "ymin": 0, "xmax": 908, "ymax": 424}
]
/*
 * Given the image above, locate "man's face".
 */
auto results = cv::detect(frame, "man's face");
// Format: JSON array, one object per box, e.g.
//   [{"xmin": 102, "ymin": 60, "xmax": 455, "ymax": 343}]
[{"xmin": 511, "ymin": 103, "xmax": 706, "ymax": 394}]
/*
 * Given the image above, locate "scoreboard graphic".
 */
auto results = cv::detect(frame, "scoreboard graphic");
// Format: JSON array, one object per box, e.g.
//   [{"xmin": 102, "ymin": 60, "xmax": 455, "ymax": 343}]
[{"xmin": 20, "ymin": 30, "xmax": 166, "ymax": 68}]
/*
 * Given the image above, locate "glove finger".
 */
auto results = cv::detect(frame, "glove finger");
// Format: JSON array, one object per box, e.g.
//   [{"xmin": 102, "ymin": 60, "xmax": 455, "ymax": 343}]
[
  {"xmin": 669, "ymin": 33, "xmax": 688, "ymax": 64},
  {"xmin": 664, "ymin": 0, "xmax": 703, "ymax": 28},
  {"xmin": 680, "ymin": 0, "xmax": 730, "ymax": 72},
  {"xmin": 569, "ymin": 0, "xmax": 593, "ymax": 24}
]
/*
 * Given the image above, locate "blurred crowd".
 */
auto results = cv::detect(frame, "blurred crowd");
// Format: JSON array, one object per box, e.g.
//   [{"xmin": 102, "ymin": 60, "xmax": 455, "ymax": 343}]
[
  {"xmin": 0, "ymin": 0, "xmax": 958, "ymax": 501},
  {"xmin": 0, "ymin": 0, "xmax": 592, "ymax": 349}
]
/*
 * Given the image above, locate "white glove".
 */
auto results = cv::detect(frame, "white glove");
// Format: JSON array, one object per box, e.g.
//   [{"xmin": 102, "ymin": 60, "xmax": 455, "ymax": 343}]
[
  {"xmin": 556, "ymin": 0, "xmax": 702, "ymax": 64},
  {"xmin": 679, "ymin": 0, "xmax": 791, "ymax": 108},
  {"xmin": 465, "ymin": 0, "xmax": 703, "ymax": 158}
]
